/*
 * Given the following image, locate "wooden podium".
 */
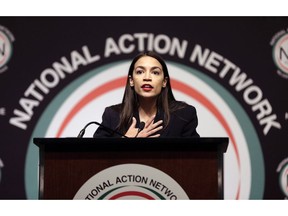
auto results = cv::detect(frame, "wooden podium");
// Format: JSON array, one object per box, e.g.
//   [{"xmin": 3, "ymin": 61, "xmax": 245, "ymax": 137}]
[{"xmin": 33, "ymin": 137, "xmax": 228, "ymax": 200}]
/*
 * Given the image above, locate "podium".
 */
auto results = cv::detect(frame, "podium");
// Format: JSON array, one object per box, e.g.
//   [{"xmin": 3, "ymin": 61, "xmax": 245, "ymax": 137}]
[{"xmin": 33, "ymin": 137, "xmax": 228, "ymax": 200}]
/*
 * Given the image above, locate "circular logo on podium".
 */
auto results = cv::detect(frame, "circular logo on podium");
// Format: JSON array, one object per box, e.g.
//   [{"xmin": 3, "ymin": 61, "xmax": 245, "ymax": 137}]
[{"xmin": 73, "ymin": 164, "xmax": 189, "ymax": 200}]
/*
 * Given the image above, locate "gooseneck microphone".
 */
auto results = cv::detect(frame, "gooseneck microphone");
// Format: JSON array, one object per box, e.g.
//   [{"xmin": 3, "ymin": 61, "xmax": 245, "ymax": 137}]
[
  {"xmin": 135, "ymin": 121, "xmax": 145, "ymax": 138},
  {"xmin": 77, "ymin": 121, "xmax": 128, "ymax": 138}
]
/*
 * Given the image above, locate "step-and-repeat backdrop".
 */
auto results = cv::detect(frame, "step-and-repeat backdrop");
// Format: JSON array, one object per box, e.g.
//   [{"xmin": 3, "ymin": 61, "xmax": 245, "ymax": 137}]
[{"xmin": 0, "ymin": 17, "xmax": 287, "ymax": 199}]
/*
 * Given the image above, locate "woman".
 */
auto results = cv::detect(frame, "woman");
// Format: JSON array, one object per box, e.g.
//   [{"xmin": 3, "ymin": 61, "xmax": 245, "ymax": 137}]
[{"xmin": 93, "ymin": 51, "xmax": 200, "ymax": 138}]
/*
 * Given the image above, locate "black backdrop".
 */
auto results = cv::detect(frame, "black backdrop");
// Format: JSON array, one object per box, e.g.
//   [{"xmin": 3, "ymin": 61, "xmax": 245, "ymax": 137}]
[{"xmin": 0, "ymin": 17, "xmax": 287, "ymax": 199}]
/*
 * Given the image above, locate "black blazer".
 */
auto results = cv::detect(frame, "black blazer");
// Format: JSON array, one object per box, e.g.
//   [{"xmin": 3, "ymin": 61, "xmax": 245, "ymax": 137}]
[{"xmin": 93, "ymin": 103, "xmax": 200, "ymax": 138}]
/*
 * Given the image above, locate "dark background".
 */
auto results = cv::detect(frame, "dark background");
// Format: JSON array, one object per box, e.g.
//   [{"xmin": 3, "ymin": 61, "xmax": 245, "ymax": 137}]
[{"xmin": 0, "ymin": 17, "xmax": 287, "ymax": 199}]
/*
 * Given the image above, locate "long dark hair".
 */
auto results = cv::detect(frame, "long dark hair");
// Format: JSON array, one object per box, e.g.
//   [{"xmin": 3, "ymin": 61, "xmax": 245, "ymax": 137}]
[{"xmin": 117, "ymin": 51, "xmax": 186, "ymax": 133}]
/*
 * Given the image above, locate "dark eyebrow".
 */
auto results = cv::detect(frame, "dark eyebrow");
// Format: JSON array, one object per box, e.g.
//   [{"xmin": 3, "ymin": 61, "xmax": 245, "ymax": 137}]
[
  {"xmin": 134, "ymin": 66, "xmax": 145, "ymax": 70},
  {"xmin": 151, "ymin": 66, "xmax": 162, "ymax": 70},
  {"xmin": 135, "ymin": 66, "xmax": 162, "ymax": 70}
]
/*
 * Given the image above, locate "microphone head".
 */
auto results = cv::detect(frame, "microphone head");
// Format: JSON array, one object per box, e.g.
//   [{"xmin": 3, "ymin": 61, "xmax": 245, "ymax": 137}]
[{"xmin": 139, "ymin": 122, "xmax": 145, "ymax": 131}]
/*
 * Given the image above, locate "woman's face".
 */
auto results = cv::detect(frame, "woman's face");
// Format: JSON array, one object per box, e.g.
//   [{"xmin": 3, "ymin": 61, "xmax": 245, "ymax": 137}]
[{"xmin": 130, "ymin": 56, "xmax": 167, "ymax": 99}]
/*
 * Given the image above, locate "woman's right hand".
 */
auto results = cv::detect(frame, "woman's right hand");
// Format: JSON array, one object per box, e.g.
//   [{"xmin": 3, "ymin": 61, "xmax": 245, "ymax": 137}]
[{"xmin": 125, "ymin": 116, "xmax": 163, "ymax": 138}]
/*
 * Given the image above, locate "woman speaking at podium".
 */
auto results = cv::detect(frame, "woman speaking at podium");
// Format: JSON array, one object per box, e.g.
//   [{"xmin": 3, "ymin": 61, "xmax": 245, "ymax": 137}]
[{"xmin": 93, "ymin": 51, "xmax": 200, "ymax": 138}]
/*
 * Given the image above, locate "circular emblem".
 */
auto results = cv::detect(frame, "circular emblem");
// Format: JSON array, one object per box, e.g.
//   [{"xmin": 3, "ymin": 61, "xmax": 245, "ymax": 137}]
[
  {"xmin": 277, "ymin": 158, "xmax": 288, "ymax": 198},
  {"xmin": 26, "ymin": 61, "xmax": 264, "ymax": 199},
  {"xmin": 73, "ymin": 164, "xmax": 189, "ymax": 200},
  {"xmin": 0, "ymin": 25, "xmax": 14, "ymax": 69},
  {"xmin": 0, "ymin": 158, "xmax": 4, "ymax": 183},
  {"xmin": 272, "ymin": 33, "xmax": 288, "ymax": 77}
]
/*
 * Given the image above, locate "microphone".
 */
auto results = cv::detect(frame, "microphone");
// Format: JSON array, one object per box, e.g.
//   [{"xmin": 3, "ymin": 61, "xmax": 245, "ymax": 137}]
[
  {"xmin": 77, "ymin": 121, "xmax": 127, "ymax": 138},
  {"xmin": 139, "ymin": 121, "xmax": 145, "ymax": 131},
  {"xmin": 135, "ymin": 121, "xmax": 145, "ymax": 138}
]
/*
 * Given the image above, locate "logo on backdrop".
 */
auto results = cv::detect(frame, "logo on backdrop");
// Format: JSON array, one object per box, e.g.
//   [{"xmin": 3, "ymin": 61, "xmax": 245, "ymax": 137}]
[
  {"xmin": 0, "ymin": 25, "xmax": 15, "ymax": 74},
  {"xmin": 24, "ymin": 33, "xmax": 271, "ymax": 199},
  {"xmin": 0, "ymin": 158, "xmax": 4, "ymax": 184},
  {"xmin": 73, "ymin": 164, "xmax": 189, "ymax": 200},
  {"xmin": 271, "ymin": 29, "xmax": 288, "ymax": 79},
  {"xmin": 276, "ymin": 157, "xmax": 288, "ymax": 199}
]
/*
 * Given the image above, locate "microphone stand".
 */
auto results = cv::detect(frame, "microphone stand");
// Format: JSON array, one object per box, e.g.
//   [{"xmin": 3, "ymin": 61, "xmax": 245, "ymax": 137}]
[{"xmin": 77, "ymin": 121, "xmax": 128, "ymax": 138}]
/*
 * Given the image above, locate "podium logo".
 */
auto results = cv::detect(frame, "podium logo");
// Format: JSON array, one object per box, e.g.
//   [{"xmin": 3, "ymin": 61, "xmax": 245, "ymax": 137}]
[{"xmin": 73, "ymin": 164, "xmax": 189, "ymax": 200}]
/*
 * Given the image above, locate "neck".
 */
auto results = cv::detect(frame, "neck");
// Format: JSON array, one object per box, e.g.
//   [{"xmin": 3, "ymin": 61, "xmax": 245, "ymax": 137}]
[{"xmin": 138, "ymin": 98, "xmax": 157, "ymax": 122}]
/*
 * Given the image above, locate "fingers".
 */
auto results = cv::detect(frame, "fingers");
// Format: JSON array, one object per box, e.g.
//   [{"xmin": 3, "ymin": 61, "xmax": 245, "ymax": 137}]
[
  {"xmin": 138, "ymin": 118, "xmax": 163, "ymax": 138},
  {"xmin": 144, "ymin": 115, "xmax": 163, "ymax": 128},
  {"xmin": 149, "ymin": 134, "xmax": 161, "ymax": 138},
  {"xmin": 124, "ymin": 117, "xmax": 138, "ymax": 137},
  {"xmin": 142, "ymin": 124, "xmax": 163, "ymax": 137},
  {"xmin": 125, "ymin": 116, "xmax": 164, "ymax": 138},
  {"xmin": 145, "ymin": 115, "xmax": 156, "ymax": 127},
  {"xmin": 151, "ymin": 119, "xmax": 163, "ymax": 129}
]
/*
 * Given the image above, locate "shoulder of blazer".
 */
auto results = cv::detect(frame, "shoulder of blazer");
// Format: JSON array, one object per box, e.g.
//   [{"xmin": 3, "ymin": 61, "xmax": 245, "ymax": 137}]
[
  {"xmin": 105, "ymin": 103, "xmax": 122, "ymax": 113},
  {"xmin": 171, "ymin": 103, "xmax": 197, "ymax": 122}
]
